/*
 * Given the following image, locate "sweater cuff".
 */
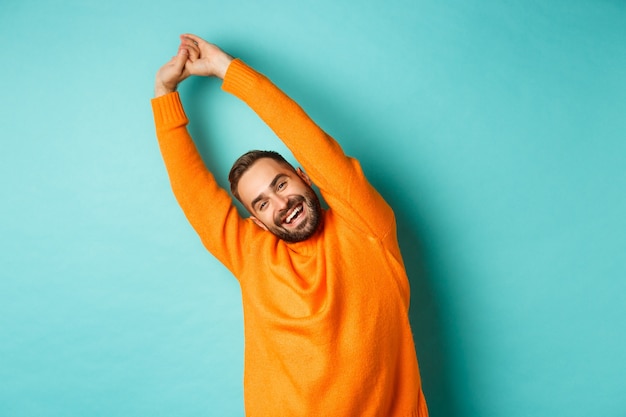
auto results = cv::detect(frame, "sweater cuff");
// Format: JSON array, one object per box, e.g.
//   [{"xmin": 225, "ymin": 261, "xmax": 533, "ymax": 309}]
[
  {"xmin": 151, "ymin": 91, "xmax": 188, "ymax": 130},
  {"xmin": 222, "ymin": 59, "xmax": 259, "ymax": 97}
]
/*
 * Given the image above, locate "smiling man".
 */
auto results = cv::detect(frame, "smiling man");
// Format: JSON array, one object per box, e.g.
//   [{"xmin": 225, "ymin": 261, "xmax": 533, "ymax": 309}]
[
  {"xmin": 230, "ymin": 151, "xmax": 323, "ymax": 243},
  {"xmin": 152, "ymin": 34, "xmax": 428, "ymax": 417}
]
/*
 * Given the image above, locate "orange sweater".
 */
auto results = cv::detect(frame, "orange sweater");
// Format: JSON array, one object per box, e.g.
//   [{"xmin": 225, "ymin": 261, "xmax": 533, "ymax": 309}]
[{"xmin": 152, "ymin": 60, "xmax": 428, "ymax": 417}]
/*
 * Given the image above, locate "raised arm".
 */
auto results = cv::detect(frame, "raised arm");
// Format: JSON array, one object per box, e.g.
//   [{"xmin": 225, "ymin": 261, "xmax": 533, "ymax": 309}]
[
  {"xmin": 218, "ymin": 55, "xmax": 397, "ymax": 240},
  {"xmin": 156, "ymin": 33, "xmax": 397, "ymax": 244},
  {"xmin": 152, "ymin": 39, "xmax": 253, "ymax": 275}
]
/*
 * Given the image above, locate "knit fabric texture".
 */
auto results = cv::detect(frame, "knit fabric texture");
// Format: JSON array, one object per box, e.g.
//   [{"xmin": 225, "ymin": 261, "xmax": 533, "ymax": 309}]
[{"xmin": 151, "ymin": 59, "xmax": 428, "ymax": 417}]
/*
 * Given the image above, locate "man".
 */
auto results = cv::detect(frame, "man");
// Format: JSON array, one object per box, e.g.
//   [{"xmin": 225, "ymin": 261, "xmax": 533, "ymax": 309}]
[{"xmin": 152, "ymin": 33, "xmax": 428, "ymax": 416}]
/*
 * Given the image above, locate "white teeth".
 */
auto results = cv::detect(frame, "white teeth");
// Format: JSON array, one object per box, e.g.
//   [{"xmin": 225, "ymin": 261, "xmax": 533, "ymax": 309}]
[{"xmin": 285, "ymin": 205, "xmax": 302, "ymax": 224}]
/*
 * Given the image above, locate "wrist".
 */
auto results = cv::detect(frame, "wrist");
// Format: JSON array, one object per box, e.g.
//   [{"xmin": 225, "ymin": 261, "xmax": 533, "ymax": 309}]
[
  {"xmin": 214, "ymin": 53, "xmax": 234, "ymax": 80},
  {"xmin": 154, "ymin": 81, "xmax": 176, "ymax": 98}
]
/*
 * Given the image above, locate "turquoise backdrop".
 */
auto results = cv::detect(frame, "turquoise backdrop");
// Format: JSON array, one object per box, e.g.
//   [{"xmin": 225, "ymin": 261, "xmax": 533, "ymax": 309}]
[{"xmin": 1, "ymin": 0, "xmax": 625, "ymax": 416}]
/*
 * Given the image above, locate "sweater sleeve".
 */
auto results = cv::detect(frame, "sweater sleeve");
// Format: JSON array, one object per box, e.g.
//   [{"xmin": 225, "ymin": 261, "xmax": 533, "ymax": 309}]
[
  {"xmin": 151, "ymin": 91, "xmax": 252, "ymax": 276},
  {"xmin": 222, "ymin": 60, "xmax": 396, "ymax": 239}
]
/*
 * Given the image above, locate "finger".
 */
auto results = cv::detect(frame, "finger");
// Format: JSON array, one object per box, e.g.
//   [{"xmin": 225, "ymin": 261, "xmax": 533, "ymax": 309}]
[
  {"xmin": 179, "ymin": 34, "xmax": 199, "ymax": 50},
  {"xmin": 181, "ymin": 33, "xmax": 203, "ymax": 45},
  {"xmin": 172, "ymin": 47, "xmax": 189, "ymax": 69},
  {"xmin": 179, "ymin": 39, "xmax": 199, "ymax": 60},
  {"xmin": 181, "ymin": 33, "xmax": 209, "ymax": 54},
  {"xmin": 180, "ymin": 34, "xmax": 200, "ymax": 52}
]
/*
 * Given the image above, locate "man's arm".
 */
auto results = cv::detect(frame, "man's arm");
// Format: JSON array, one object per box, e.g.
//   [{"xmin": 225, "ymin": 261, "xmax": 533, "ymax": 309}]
[
  {"xmin": 218, "ymin": 55, "xmax": 397, "ymax": 241},
  {"xmin": 160, "ymin": 34, "xmax": 396, "ymax": 242},
  {"xmin": 152, "ymin": 38, "xmax": 252, "ymax": 275}
]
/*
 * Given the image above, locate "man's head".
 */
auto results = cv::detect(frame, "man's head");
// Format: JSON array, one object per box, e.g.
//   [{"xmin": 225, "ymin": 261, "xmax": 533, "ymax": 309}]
[{"xmin": 229, "ymin": 151, "xmax": 323, "ymax": 243}]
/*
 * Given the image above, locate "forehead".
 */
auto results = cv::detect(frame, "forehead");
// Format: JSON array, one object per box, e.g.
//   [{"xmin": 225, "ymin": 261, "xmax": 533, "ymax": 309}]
[{"xmin": 237, "ymin": 158, "xmax": 294, "ymax": 206}]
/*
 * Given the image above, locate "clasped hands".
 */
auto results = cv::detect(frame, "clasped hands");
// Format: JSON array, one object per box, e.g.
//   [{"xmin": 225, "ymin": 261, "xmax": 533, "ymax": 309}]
[{"xmin": 155, "ymin": 34, "xmax": 234, "ymax": 97}]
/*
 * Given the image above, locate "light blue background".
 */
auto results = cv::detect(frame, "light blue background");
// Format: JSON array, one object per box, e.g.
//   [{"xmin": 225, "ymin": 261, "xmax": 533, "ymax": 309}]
[{"xmin": 1, "ymin": 0, "xmax": 625, "ymax": 416}]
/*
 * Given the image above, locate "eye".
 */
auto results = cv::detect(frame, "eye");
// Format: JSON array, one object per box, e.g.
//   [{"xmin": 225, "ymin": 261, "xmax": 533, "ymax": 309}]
[
  {"xmin": 277, "ymin": 181, "xmax": 287, "ymax": 191},
  {"xmin": 258, "ymin": 201, "xmax": 268, "ymax": 211}
]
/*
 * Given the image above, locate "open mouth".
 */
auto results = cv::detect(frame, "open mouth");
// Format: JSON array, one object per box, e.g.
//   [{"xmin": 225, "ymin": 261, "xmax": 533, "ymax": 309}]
[{"xmin": 283, "ymin": 203, "xmax": 305, "ymax": 226}]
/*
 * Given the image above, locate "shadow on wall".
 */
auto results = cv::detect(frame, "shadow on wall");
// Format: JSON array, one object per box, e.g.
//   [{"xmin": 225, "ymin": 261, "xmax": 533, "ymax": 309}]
[
  {"xmin": 180, "ymin": 53, "xmax": 460, "ymax": 417},
  {"xmin": 392, "ymin": 199, "xmax": 460, "ymax": 417}
]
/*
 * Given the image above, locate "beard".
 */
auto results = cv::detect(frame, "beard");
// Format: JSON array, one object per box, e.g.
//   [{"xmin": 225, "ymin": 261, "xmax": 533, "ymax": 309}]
[{"xmin": 265, "ymin": 188, "xmax": 323, "ymax": 243}]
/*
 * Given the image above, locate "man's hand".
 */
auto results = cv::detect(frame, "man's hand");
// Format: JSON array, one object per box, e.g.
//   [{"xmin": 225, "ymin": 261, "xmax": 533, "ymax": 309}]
[
  {"xmin": 154, "ymin": 47, "xmax": 191, "ymax": 97},
  {"xmin": 179, "ymin": 34, "xmax": 233, "ymax": 80},
  {"xmin": 154, "ymin": 34, "xmax": 233, "ymax": 98}
]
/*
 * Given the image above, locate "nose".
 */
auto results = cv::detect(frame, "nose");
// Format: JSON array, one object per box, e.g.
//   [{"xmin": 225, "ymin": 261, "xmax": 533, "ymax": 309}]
[{"xmin": 271, "ymin": 194, "xmax": 289, "ymax": 210}]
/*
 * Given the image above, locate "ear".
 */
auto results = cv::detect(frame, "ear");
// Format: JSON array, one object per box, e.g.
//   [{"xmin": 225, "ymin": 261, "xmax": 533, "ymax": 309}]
[
  {"xmin": 296, "ymin": 167, "xmax": 313, "ymax": 186},
  {"xmin": 249, "ymin": 216, "xmax": 269, "ymax": 231}
]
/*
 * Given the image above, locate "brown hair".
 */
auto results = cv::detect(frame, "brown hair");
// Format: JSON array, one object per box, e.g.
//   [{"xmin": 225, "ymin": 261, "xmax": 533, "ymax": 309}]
[{"xmin": 228, "ymin": 150, "xmax": 295, "ymax": 202}]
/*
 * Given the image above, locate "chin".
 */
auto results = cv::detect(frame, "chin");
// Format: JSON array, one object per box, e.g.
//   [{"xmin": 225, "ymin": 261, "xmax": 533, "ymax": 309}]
[{"xmin": 274, "ymin": 215, "xmax": 321, "ymax": 243}]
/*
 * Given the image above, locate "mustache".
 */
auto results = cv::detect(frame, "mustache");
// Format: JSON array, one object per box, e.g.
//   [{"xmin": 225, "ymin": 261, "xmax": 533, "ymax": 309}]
[{"xmin": 274, "ymin": 196, "xmax": 306, "ymax": 225}]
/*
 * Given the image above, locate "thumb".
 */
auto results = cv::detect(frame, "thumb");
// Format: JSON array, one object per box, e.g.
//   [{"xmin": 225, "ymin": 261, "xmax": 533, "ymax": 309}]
[{"xmin": 173, "ymin": 47, "xmax": 189, "ymax": 69}]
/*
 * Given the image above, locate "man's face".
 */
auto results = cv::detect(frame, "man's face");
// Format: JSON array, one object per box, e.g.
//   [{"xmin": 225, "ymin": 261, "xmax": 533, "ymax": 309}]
[{"xmin": 238, "ymin": 158, "xmax": 322, "ymax": 243}]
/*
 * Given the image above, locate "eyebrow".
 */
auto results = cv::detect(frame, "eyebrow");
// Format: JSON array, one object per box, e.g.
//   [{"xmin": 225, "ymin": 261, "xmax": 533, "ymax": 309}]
[{"xmin": 250, "ymin": 173, "xmax": 289, "ymax": 210}]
